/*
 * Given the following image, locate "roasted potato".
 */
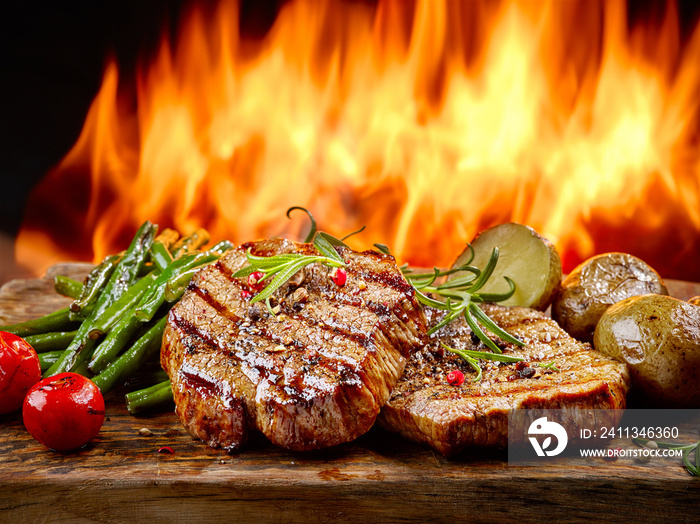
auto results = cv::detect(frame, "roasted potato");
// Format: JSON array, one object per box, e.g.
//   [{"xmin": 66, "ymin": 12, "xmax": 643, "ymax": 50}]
[
  {"xmin": 552, "ymin": 253, "xmax": 667, "ymax": 342},
  {"xmin": 450, "ymin": 223, "xmax": 562, "ymax": 311},
  {"xmin": 594, "ymin": 294, "xmax": 700, "ymax": 408}
]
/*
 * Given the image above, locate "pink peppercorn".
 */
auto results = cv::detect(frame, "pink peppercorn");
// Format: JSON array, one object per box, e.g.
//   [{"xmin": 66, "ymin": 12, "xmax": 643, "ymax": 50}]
[
  {"xmin": 446, "ymin": 370, "xmax": 465, "ymax": 386},
  {"xmin": 248, "ymin": 271, "xmax": 265, "ymax": 289},
  {"xmin": 331, "ymin": 267, "xmax": 347, "ymax": 286}
]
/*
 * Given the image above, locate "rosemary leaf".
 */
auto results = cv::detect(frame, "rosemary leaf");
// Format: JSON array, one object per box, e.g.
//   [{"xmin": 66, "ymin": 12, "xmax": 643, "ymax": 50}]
[
  {"xmin": 245, "ymin": 251, "xmax": 305, "ymax": 268},
  {"xmin": 467, "ymin": 247, "xmax": 499, "ymax": 293},
  {"xmin": 313, "ymin": 234, "xmax": 345, "ymax": 264},
  {"xmin": 441, "ymin": 342, "xmax": 523, "ymax": 363},
  {"xmin": 231, "ymin": 265, "xmax": 258, "ymax": 278},
  {"xmin": 250, "ymin": 256, "xmax": 324, "ymax": 304},
  {"xmin": 409, "ymin": 268, "xmax": 442, "ymax": 290},
  {"xmin": 464, "ymin": 353, "xmax": 483, "ymax": 382},
  {"xmin": 426, "ymin": 309, "xmax": 462, "ymax": 336},
  {"xmin": 415, "ymin": 289, "xmax": 452, "ymax": 310},
  {"xmin": 633, "ymin": 438, "xmax": 698, "ymax": 451},
  {"xmin": 341, "ymin": 225, "xmax": 366, "ymax": 241},
  {"xmin": 315, "ymin": 231, "xmax": 351, "ymax": 249},
  {"xmin": 463, "ymin": 307, "xmax": 504, "ymax": 354},
  {"xmin": 287, "ymin": 206, "xmax": 317, "ymax": 243},
  {"xmin": 683, "ymin": 449, "xmax": 699, "ymax": 477},
  {"xmin": 437, "ymin": 273, "xmax": 479, "ymax": 290},
  {"xmin": 476, "ymin": 276, "xmax": 517, "ymax": 302},
  {"xmin": 457, "ymin": 244, "xmax": 475, "ymax": 266},
  {"xmin": 469, "ymin": 303, "xmax": 522, "ymax": 346},
  {"xmin": 374, "ymin": 243, "xmax": 392, "ymax": 255}
]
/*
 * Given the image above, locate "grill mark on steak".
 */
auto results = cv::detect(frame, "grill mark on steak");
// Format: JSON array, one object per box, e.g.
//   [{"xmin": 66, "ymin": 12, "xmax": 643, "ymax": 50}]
[
  {"xmin": 190, "ymin": 277, "xmax": 376, "ymax": 350},
  {"xmin": 346, "ymin": 265, "xmax": 415, "ymax": 295},
  {"xmin": 191, "ymin": 259, "xmax": 406, "ymax": 351},
  {"xmin": 161, "ymin": 237, "xmax": 427, "ymax": 451},
  {"xmin": 170, "ymin": 309, "xmax": 231, "ymax": 357},
  {"xmin": 379, "ymin": 304, "xmax": 630, "ymax": 456},
  {"xmin": 169, "ymin": 309, "xmax": 222, "ymax": 357}
]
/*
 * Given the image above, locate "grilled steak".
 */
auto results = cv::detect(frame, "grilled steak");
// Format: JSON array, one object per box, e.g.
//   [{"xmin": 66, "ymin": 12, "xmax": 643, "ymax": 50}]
[
  {"xmin": 379, "ymin": 304, "xmax": 630, "ymax": 456},
  {"xmin": 161, "ymin": 238, "xmax": 427, "ymax": 451}
]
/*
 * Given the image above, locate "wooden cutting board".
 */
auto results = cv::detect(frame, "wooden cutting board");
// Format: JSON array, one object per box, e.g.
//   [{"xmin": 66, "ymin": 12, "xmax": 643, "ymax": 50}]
[{"xmin": 0, "ymin": 264, "xmax": 698, "ymax": 523}]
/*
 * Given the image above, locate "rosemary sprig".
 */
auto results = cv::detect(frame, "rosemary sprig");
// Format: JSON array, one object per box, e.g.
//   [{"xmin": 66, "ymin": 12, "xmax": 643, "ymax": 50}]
[
  {"xmin": 232, "ymin": 208, "xmax": 348, "ymax": 314},
  {"xmin": 441, "ymin": 342, "xmax": 524, "ymax": 382},
  {"xmin": 633, "ymin": 437, "xmax": 700, "ymax": 477},
  {"xmin": 404, "ymin": 246, "xmax": 522, "ymax": 353},
  {"xmin": 237, "ymin": 208, "xmax": 524, "ymax": 367},
  {"xmin": 232, "ymin": 248, "xmax": 345, "ymax": 314},
  {"xmin": 396, "ymin": 243, "xmax": 528, "ymax": 379}
]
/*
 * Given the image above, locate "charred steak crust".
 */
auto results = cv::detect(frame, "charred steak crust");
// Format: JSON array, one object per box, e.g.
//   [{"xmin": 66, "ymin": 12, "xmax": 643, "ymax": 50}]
[
  {"xmin": 378, "ymin": 304, "xmax": 631, "ymax": 456},
  {"xmin": 161, "ymin": 238, "xmax": 427, "ymax": 451}
]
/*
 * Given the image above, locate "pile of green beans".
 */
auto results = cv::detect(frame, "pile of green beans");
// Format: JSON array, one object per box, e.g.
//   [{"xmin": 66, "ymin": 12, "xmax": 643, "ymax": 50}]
[{"xmin": 0, "ymin": 222, "xmax": 230, "ymax": 414}]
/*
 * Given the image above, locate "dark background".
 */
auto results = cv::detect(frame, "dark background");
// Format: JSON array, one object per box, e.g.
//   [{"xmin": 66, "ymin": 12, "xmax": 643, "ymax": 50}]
[
  {"xmin": 1, "ymin": 0, "xmax": 699, "ymax": 242},
  {"xmin": 0, "ymin": 0, "xmax": 288, "ymax": 239}
]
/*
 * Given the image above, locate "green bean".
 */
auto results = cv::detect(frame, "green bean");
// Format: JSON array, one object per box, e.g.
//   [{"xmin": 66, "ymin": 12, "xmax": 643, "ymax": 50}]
[
  {"xmin": 162, "ymin": 242, "xmax": 231, "ymax": 302},
  {"xmin": 149, "ymin": 241, "xmax": 174, "ymax": 271},
  {"xmin": 54, "ymin": 275, "xmax": 84, "ymax": 299},
  {"xmin": 155, "ymin": 228, "xmax": 180, "ymax": 249},
  {"xmin": 210, "ymin": 240, "xmax": 234, "ymax": 254},
  {"xmin": 24, "ymin": 331, "xmax": 78, "ymax": 353},
  {"xmin": 163, "ymin": 267, "xmax": 199, "ymax": 302},
  {"xmin": 93, "ymin": 222, "xmax": 157, "ymax": 316},
  {"xmin": 135, "ymin": 252, "xmax": 218, "ymax": 322},
  {"xmin": 87, "ymin": 272, "xmax": 157, "ymax": 340},
  {"xmin": 125, "ymin": 380, "xmax": 173, "ymax": 414},
  {"xmin": 89, "ymin": 305, "xmax": 153, "ymax": 373},
  {"xmin": 38, "ymin": 351, "xmax": 63, "ymax": 372},
  {"xmin": 70, "ymin": 254, "xmax": 120, "ymax": 313},
  {"xmin": 68, "ymin": 308, "xmax": 86, "ymax": 323},
  {"xmin": 44, "ymin": 222, "xmax": 157, "ymax": 377},
  {"xmin": 0, "ymin": 308, "xmax": 79, "ymax": 337},
  {"xmin": 73, "ymin": 361, "xmax": 92, "ymax": 378},
  {"xmin": 42, "ymin": 320, "xmax": 96, "ymax": 377},
  {"xmin": 171, "ymin": 228, "xmax": 210, "ymax": 258},
  {"xmin": 148, "ymin": 369, "xmax": 169, "ymax": 383},
  {"xmin": 91, "ymin": 316, "xmax": 167, "ymax": 393}
]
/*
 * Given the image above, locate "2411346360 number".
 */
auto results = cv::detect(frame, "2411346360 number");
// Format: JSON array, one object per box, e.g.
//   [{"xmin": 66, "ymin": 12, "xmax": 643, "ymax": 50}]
[{"xmin": 598, "ymin": 426, "xmax": 679, "ymax": 439}]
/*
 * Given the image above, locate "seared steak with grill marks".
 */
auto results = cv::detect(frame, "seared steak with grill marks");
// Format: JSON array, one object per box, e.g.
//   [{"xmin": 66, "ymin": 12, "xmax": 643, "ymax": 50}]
[
  {"xmin": 161, "ymin": 238, "xmax": 427, "ymax": 451},
  {"xmin": 379, "ymin": 304, "xmax": 630, "ymax": 456}
]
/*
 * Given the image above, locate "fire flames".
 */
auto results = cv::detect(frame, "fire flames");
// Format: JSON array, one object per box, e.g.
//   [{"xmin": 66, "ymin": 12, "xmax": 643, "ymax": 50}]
[{"xmin": 16, "ymin": 0, "xmax": 700, "ymax": 280}]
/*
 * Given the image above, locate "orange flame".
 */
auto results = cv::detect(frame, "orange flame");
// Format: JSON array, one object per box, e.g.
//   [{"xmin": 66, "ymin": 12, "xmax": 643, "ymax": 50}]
[{"xmin": 16, "ymin": 0, "xmax": 700, "ymax": 280}]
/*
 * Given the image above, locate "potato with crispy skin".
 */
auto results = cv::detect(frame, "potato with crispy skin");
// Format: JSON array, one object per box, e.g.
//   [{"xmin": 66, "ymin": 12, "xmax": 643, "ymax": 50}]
[
  {"xmin": 451, "ymin": 223, "xmax": 562, "ymax": 311},
  {"xmin": 594, "ymin": 294, "xmax": 700, "ymax": 408},
  {"xmin": 552, "ymin": 253, "xmax": 667, "ymax": 343}
]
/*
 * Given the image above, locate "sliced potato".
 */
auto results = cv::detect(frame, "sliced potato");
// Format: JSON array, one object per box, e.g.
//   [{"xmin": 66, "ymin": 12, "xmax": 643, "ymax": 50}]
[
  {"xmin": 450, "ymin": 223, "xmax": 562, "ymax": 311},
  {"xmin": 552, "ymin": 253, "xmax": 668, "ymax": 343},
  {"xmin": 594, "ymin": 294, "xmax": 700, "ymax": 408}
]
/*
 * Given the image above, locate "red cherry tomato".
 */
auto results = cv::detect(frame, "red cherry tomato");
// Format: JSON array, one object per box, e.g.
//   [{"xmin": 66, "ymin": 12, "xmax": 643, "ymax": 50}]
[
  {"xmin": 0, "ymin": 331, "xmax": 41, "ymax": 415},
  {"xmin": 23, "ymin": 372, "xmax": 105, "ymax": 451}
]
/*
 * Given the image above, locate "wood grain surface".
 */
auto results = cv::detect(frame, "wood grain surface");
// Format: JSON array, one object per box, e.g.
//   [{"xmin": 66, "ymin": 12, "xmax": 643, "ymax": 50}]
[{"xmin": 0, "ymin": 265, "xmax": 698, "ymax": 523}]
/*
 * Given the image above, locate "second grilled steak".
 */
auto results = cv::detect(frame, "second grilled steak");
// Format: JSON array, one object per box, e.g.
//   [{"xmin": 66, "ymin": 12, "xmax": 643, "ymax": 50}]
[
  {"xmin": 161, "ymin": 238, "xmax": 427, "ymax": 451},
  {"xmin": 379, "ymin": 304, "xmax": 631, "ymax": 456}
]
